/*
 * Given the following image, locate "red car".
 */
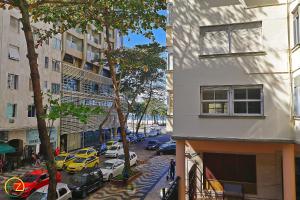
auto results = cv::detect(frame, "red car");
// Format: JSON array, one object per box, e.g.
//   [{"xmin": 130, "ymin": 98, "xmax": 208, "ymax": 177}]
[{"xmin": 10, "ymin": 169, "xmax": 62, "ymax": 199}]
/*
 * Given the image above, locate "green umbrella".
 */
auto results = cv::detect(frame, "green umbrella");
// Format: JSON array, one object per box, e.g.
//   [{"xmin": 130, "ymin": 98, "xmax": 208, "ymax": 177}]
[{"xmin": 0, "ymin": 143, "xmax": 16, "ymax": 154}]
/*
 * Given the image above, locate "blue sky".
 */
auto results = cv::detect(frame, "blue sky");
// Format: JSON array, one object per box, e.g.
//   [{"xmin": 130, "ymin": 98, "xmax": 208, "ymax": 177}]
[{"xmin": 123, "ymin": 28, "xmax": 166, "ymax": 48}]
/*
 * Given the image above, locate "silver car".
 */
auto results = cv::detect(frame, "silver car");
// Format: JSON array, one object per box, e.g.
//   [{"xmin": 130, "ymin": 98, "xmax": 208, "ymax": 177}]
[{"xmin": 27, "ymin": 183, "xmax": 72, "ymax": 200}]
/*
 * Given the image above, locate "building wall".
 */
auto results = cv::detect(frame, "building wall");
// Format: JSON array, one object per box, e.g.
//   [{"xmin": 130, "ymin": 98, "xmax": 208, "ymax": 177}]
[
  {"xmin": 172, "ymin": 0, "xmax": 294, "ymax": 141},
  {"xmin": 0, "ymin": 9, "xmax": 61, "ymax": 149}
]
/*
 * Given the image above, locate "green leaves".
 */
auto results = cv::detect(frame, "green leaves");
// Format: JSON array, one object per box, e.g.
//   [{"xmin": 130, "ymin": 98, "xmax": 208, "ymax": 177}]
[{"xmin": 43, "ymin": 92, "xmax": 105, "ymax": 124}]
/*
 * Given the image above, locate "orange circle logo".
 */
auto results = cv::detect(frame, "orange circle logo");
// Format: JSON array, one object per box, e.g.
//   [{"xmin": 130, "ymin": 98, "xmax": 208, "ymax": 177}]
[{"xmin": 4, "ymin": 177, "xmax": 25, "ymax": 197}]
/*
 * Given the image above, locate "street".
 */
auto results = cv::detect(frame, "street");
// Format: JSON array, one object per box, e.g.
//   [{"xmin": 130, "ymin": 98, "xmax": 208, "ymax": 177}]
[{"xmin": 0, "ymin": 133, "xmax": 173, "ymax": 200}]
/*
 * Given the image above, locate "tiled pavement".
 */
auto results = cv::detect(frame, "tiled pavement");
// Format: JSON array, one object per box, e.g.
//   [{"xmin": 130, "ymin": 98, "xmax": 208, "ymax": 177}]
[{"xmin": 89, "ymin": 155, "xmax": 175, "ymax": 200}]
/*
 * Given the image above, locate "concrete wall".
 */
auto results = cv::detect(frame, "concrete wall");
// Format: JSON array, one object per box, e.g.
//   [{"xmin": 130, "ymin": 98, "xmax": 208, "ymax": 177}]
[{"xmin": 172, "ymin": 0, "xmax": 294, "ymax": 141}]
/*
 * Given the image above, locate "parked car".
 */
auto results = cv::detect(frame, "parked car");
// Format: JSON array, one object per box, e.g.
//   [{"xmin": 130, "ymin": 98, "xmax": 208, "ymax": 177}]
[
  {"xmin": 66, "ymin": 156, "xmax": 99, "ymax": 173},
  {"xmin": 75, "ymin": 148, "xmax": 97, "ymax": 158},
  {"xmin": 27, "ymin": 183, "xmax": 72, "ymax": 200},
  {"xmin": 105, "ymin": 145, "xmax": 123, "ymax": 158},
  {"xmin": 94, "ymin": 143, "xmax": 107, "ymax": 155},
  {"xmin": 136, "ymin": 133, "xmax": 145, "ymax": 142},
  {"xmin": 106, "ymin": 140, "xmax": 119, "ymax": 150},
  {"xmin": 128, "ymin": 135, "xmax": 138, "ymax": 143},
  {"xmin": 146, "ymin": 140, "xmax": 160, "ymax": 150},
  {"xmin": 55, "ymin": 153, "xmax": 76, "ymax": 170},
  {"xmin": 68, "ymin": 168, "xmax": 104, "ymax": 198},
  {"xmin": 10, "ymin": 169, "xmax": 62, "ymax": 199},
  {"xmin": 118, "ymin": 152, "xmax": 138, "ymax": 166},
  {"xmin": 116, "ymin": 135, "xmax": 130, "ymax": 143},
  {"xmin": 157, "ymin": 143, "xmax": 176, "ymax": 155},
  {"xmin": 100, "ymin": 159, "xmax": 125, "ymax": 181},
  {"xmin": 148, "ymin": 129, "xmax": 160, "ymax": 137}
]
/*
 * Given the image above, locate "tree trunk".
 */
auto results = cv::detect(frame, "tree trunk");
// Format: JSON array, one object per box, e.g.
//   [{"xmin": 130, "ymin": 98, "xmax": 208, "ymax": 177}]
[
  {"xmin": 104, "ymin": 22, "xmax": 131, "ymax": 176},
  {"xmin": 99, "ymin": 103, "xmax": 115, "ymax": 144},
  {"xmin": 18, "ymin": 1, "xmax": 57, "ymax": 199},
  {"xmin": 135, "ymin": 90, "xmax": 153, "ymax": 135}
]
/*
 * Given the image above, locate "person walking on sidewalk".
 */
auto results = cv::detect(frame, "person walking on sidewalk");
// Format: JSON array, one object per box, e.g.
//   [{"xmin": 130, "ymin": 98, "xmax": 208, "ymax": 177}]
[{"xmin": 169, "ymin": 159, "xmax": 176, "ymax": 181}]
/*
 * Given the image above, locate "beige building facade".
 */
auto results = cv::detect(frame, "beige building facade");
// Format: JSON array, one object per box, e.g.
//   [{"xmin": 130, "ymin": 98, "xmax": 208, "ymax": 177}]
[
  {"xmin": 0, "ymin": 8, "xmax": 121, "ymax": 157},
  {"xmin": 168, "ymin": 0, "xmax": 300, "ymax": 199}
]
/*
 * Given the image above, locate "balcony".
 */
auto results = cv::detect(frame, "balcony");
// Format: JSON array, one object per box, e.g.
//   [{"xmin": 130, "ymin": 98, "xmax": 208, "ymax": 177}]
[{"xmin": 87, "ymin": 51, "xmax": 100, "ymax": 64}]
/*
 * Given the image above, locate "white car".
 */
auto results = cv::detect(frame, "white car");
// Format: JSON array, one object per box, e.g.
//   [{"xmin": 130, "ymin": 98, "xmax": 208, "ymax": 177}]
[
  {"xmin": 118, "ymin": 152, "xmax": 138, "ymax": 166},
  {"xmin": 105, "ymin": 145, "xmax": 123, "ymax": 158},
  {"xmin": 27, "ymin": 183, "xmax": 72, "ymax": 200},
  {"xmin": 100, "ymin": 159, "xmax": 125, "ymax": 181}
]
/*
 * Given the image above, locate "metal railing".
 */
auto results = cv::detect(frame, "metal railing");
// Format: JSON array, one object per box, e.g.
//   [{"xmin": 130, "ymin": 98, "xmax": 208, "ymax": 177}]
[{"xmin": 162, "ymin": 176, "xmax": 180, "ymax": 200}]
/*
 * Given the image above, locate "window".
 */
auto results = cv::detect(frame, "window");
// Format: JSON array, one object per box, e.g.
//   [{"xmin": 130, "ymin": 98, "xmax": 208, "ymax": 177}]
[
  {"xmin": 45, "ymin": 57, "xmax": 49, "ymax": 68},
  {"xmin": 200, "ymin": 85, "xmax": 263, "ymax": 116},
  {"xmin": 51, "ymin": 83, "xmax": 60, "ymax": 94},
  {"xmin": 28, "ymin": 105, "xmax": 36, "ymax": 117},
  {"xmin": 204, "ymin": 153, "xmax": 257, "ymax": 194},
  {"xmin": 63, "ymin": 78, "xmax": 79, "ymax": 92},
  {"xmin": 200, "ymin": 22, "xmax": 262, "ymax": 55},
  {"xmin": 58, "ymin": 188, "xmax": 67, "ymax": 197},
  {"xmin": 6, "ymin": 103, "xmax": 17, "ymax": 118},
  {"xmin": 8, "ymin": 45, "xmax": 20, "ymax": 60},
  {"xmin": 52, "ymin": 59, "xmax": 60, "ymax": 72},
  {"xmin": 167, "ymin": 52, "xmax": 173, "ymax": 70},
  {"xmin": 52, "ymin": 38, "xmax": 61, "ymax": 50},
  {"xmin": 7, "ymin": 74, "xmax": 18, "ymax": 90},
  {"xmin": 294, "ymin": 10, "xmax": 300, "ymax": 46},
  {"xmin": 10, "ymin": 16, "xmax": 20, "ymax": 33}
]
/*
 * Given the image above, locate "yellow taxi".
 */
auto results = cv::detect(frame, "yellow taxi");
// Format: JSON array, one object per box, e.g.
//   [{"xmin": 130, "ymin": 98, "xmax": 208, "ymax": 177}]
[
  {"xmin": 75, "ymin": 148, "xmax": 97, "ymax": 158},
  {"xmin": 55, "ymin": 153, "xmax": 76, "ymax": 170},
  {"xmin": 66, "ymin": 155, "xmax": 99, "ymax": 173}
]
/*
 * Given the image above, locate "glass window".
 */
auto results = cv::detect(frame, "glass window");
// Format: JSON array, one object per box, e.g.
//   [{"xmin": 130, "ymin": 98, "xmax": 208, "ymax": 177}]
[
  {"xmin": 294, "ymin": 10, "xmax": 300, "ymax": 46},
  {"xmin": 8, "ymin": 45, "xmax": 20, "ymax": 60},
  {"xmin": 52, "ymin": 38, "xmax": 61, "ymax": 50},
  {"xmin": 52, "ymin": 59, "xmax": 60, "ymax": 72},
  {"xmin": 8, "ymin": 74, "xmax": 18, "ymax": 90},
  {"xmin": 51, "ymin": 83, "xmax": 60, "ymax": 94},
  {"xmin": 45, "ymin": 57, "xmax": 49, "ymax": 68},
  {"xmin": 28, "ymin": 105, "xmax": 36, "ymax": 117},
  {"xmin": 201, "ymin": 89, "xmax": 229, "ymax": 114},
  {"xmin": 58, "ymin": 188, "xmax": 67, "ymax": 197},
  {"xmin": 201, "ymin": 86, "xmax": 263, "ymax": 116},
  {"xmin": 6, "ymin": 103, "xmax": 17, "ymax": 118}
]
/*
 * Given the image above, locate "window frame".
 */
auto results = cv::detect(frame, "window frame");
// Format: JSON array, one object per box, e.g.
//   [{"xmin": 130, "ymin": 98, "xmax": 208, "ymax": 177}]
[
  {"xmin": 6, "ymin": 103, "xmax": 17, "ymax": 118},
  {"xmin": 28, "ymin": 105, "xmax": 36, "ymax": 118},
  {"xmin": 52, "ymin": 59, "xmax": 61, "ymax": 72},
  {"xmin": 8, "ymin": 44, "xmax": 20, "ymax": 61},
  {"xmin": 293, "ymin": 8, "xmax": 300, "ymax": 47},
  {"xmin": 200, "ymin": 85, "xmax": 264, "ymax": 117},
  {"xmin": 7, "ymin": 73, "xmax": 18, "ymax": 90}
]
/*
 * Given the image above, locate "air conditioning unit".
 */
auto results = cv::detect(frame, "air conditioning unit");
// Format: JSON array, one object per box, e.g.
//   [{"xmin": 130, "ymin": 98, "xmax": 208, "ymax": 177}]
[{"xmin": 9, "ymin": 118, "xmax": 15, "ymax": 123}]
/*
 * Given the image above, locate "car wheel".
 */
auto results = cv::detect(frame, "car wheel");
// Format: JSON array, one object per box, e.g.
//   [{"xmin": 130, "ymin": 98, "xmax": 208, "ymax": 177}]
[
  {"xmin": 82, "ymin": 190, "xmax": 87, "ymax": 198},
  {"xmin": 108, "ymin": 174, "xmax": 113, "ymax": 181}
]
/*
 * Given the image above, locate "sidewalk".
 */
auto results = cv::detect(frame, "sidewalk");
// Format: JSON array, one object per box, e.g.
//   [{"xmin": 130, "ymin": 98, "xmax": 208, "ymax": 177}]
[{"xmin": 144, "ymin": 171, "xmax": 173, "ymax": 200}]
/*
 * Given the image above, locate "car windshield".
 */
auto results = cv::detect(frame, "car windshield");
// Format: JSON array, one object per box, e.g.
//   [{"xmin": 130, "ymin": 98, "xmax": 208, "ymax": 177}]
[
  {"xmin": 22, "ymin": 174, "xmax": 39, "ymax": 182},
  {"xmin": 148, "ymin": 141, "xmax": 157, "ymax": 145},
  {"xmin": 73, "ymin": 158, "xmax": 86, "ymax": 163},
  {"xmin": 106, "ymin": 141, "xmax": 114, "ymax": 146},
  {"xmin": 55, "ymin": 156, "xmax": 66, "ymax": 161},
  {"xmin": 27, "ymin": 192, "xmax": 47, "ymax": 200},
  {"xmin": 101, "ymin": 162, "xmax": 114, "ymax": 169},
  {"xmin": 110, "ymin": 146, "xmax": 118, "ymax": 150},
  {"xmin": 71, "ymin": 175, "xmax": 87, "ymax": 185},
  {"xmin": 77, "ymin": 150, "xmax": 88, "ymax": 154},
  {"xmin": 118, "ymin": 154, "xmax": 125, "ymax": 160}
]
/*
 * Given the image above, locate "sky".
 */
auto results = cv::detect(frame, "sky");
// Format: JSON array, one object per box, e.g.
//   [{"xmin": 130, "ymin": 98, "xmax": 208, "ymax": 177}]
[{"xmin": 123, "ymin": 28, "xmax": 166, "ymax": 48}]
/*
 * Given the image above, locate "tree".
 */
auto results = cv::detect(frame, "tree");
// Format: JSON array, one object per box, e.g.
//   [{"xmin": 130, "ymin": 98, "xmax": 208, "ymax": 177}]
[
  {"xmin": 34, "ymin": 0, "xmax": 166, "ymax": 177},
  {"xmin": 117, "ymin": 43, "xmax": 166, "ymax": 126}
]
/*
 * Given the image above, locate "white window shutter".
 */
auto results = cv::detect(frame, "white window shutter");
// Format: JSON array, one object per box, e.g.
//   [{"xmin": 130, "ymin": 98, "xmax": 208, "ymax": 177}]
[{"xmin": 202, "ymin": 31, "xmax": 229, "ymax": 55}]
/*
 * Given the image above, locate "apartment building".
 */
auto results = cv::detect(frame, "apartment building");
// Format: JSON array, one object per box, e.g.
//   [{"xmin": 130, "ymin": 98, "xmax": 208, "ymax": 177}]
[
  {"xmin": 168, "ymin": 0, "xmax": 300, "ymax": 199},
  {"xmin": 60, "ymin": 27, "xmax": 120, "ymax": 151},
  {"xmin": 0, "ymin": 8, "xmax": 121, "ymax": 156},
  {"xmin": 0, "ymin": 9, "xmax": 61, "ymax": 159}
]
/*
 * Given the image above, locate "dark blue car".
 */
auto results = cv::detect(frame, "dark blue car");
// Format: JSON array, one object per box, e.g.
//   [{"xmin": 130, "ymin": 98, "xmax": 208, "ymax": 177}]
[{"xmin": 95, "ymin": 143, "xmax": 107, "ymax": 155}]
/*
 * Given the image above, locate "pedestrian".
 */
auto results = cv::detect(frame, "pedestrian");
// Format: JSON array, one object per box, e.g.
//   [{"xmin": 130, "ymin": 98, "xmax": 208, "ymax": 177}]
[
  {"xmin": 31, "ymin": 153, "xmax": 36, "ymax": 166},
  {"xmin": 35, "ymin": 154, "xmax": 41, "ymax": 167},
  {"xmin": 169, "ymin": 159, "xmax": 176, "ymax": 181}
]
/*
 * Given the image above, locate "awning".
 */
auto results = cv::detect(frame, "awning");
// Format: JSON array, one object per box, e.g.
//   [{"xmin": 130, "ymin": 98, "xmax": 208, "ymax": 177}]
[{"xmin": 0, "ymin": 143, "xmax": 16, "ymax": 154}]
